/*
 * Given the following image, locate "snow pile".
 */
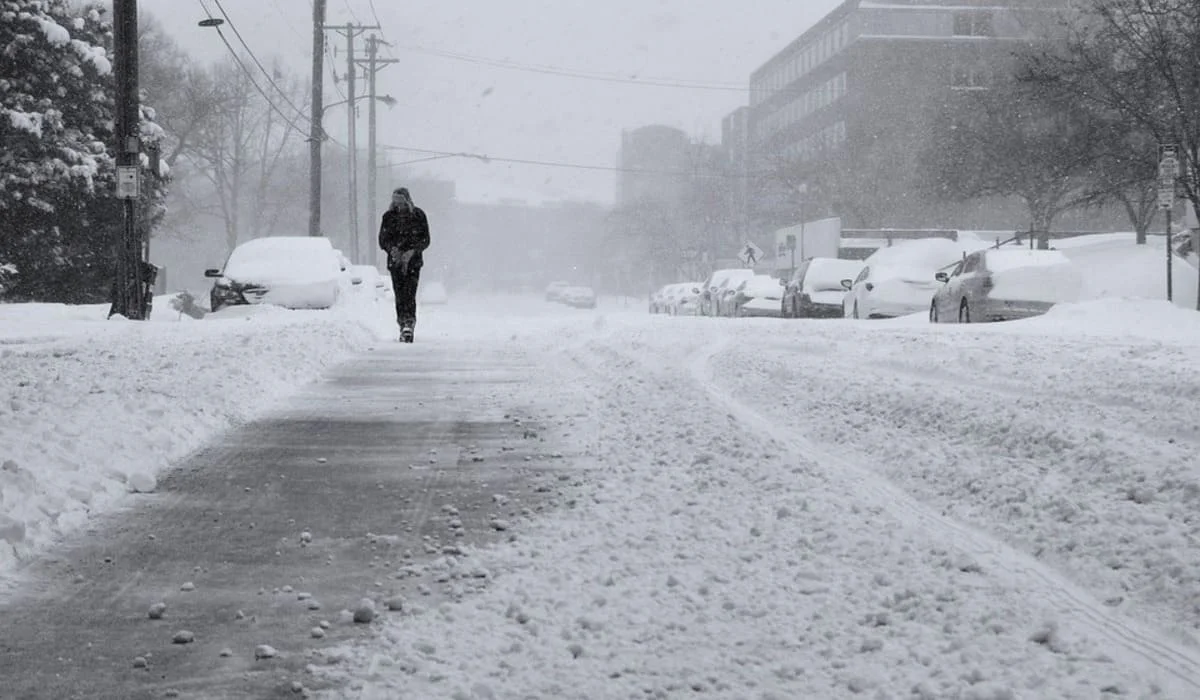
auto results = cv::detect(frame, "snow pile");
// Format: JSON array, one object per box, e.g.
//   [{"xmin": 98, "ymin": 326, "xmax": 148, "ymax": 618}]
[
  {"xmin": 311, "ymin": 309, "xmax": 1198, "ymax": 698},
  {"xmin": 1056, "ymin": 233, "xmax": 1199, "ymax": 308},
  {"xmin": 0, "ymin": 296, "xmax": 391, "ymax": 575}
]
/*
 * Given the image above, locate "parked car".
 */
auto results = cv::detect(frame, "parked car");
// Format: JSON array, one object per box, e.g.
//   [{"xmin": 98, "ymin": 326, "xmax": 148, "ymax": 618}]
[
  {"xmin": 931, "ymin": 248, "xmax": 1082, "ymax": 323},
  {"xmin": 668, "ymin": 282, "xmax": 702, "ymax": 315},
  {"xmin": 842, "ymin": 238, "xmax": 963, "ymax": 319},
  {"xmin": 419, "ymin": 280, "xmax": 449, "ymax": 305},
  {"xmin": 649, "ymin": 284, "xmax": 674, "ymax": 314},
  {"xmin": 545, "ymin": 280, "xmax": 570, "ymax": 302},
  {"xmin": 561, "ymin": 285, "xmax": 597, "ymax": 309},
  {"xmin": 349, "ymin": 264, "xmax": 389, "ymax": 301},
  {"xmin": 699, "ymin": 269, "xmax": 754, "ymax": 316},
  {"xmin": 732, "ymin": 274, "xmax": 785, "ymax": 317},
  {"xmin": 782, "ymin": 258, "xmax": 866, "ymax": 318},
  {"xmin": 205, "ymin": 236, "xmax": 346, "ymax": 312}
]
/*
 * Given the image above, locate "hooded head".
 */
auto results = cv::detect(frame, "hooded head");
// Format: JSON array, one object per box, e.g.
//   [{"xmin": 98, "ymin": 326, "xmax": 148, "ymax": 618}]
[{"xmin": 391, "ymin": 187, "xmax": 414, "ymax": 212}]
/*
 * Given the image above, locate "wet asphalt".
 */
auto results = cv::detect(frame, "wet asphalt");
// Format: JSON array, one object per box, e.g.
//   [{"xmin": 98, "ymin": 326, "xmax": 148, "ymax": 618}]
[{"xmin": 0, "ymin": 339, "xmax": 570, "ymax": 699}]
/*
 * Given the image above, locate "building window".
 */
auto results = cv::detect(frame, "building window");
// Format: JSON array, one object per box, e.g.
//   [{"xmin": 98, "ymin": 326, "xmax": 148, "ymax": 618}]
[{"xmin": 953, "ymin": 11, "xmax": 994, "ymax": 37}]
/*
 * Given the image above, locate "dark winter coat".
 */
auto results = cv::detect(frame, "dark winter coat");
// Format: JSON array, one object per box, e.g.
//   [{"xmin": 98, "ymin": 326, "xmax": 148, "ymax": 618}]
[{"xmin": 378, "ymin": 206, "xmax": 430, "ymax": 272}]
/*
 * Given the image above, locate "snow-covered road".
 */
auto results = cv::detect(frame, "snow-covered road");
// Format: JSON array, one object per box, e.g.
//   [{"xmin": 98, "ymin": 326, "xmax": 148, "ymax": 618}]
[
  {"xmin": 312, "ymin": 298, "xmax": 1200, "ymax": 699},
  {"xmin": 5, "ymin": 291, "xmax": 1200, "ymax": 698}
]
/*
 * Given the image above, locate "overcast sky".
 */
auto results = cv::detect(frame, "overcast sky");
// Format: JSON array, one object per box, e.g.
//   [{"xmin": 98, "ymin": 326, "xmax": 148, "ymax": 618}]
[{"xmin": 144, "ymin": 0, "xmax": 842, "ymax": 205}]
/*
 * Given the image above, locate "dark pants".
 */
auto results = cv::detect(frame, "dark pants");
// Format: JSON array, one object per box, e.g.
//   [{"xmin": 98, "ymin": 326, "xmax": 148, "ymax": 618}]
[{"xmin": 390, "ymin": 265, "xmax": 421, "ymax": 328}]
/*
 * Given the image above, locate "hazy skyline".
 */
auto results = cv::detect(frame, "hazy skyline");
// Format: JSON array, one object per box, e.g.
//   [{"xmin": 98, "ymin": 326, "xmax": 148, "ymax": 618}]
[{"xmin": 145, "ymin": 0, "xmax": 843, "ymax": 204}]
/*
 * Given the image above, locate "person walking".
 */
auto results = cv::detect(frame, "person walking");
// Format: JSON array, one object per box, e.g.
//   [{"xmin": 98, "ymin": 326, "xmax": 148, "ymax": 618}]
[{"xmin": 378, "ymin": 187, "xmax": 430, "ymax": 342}]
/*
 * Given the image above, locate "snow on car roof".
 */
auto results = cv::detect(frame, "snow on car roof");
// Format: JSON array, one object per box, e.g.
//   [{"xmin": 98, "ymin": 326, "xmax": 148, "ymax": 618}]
[
  {"xmin": 803, "ymin": 258, "xmax": 865, "ymax": 292},
  {"xmin": 224, "ymin": 236, "xmax": 340, "ymax": 282},
  {"xmin": 985, "ymin": 248, "xmax": 1072, "ymax": 271},
  {"xmin": 865, "ymin": 238, "xmax": 963, "ymax": 271}
]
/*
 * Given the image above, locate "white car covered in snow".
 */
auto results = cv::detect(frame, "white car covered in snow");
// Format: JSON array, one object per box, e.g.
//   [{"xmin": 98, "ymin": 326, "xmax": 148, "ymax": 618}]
[
  {"xmin": 349, "ymin": 264, "xmax": 390, "ymax": 301},
  {"xmin": 205, "ymin": 236, "xmax": 345, "ymax": 312},
  {"xmin": 931, "ymin": 248, "xmax": 1082, "ymax": 323},
  {"xmin": 841, "ymin": 238, "xmax": 964, "ymax": 319},
  {"xmin": 731, "ymin": 274, "xmax": 785, "ymax": 318}
]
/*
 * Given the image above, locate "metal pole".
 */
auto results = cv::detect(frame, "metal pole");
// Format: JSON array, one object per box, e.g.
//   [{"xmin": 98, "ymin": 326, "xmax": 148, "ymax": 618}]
[
  {"xmin": 309, "ymin": 0, "xmax": 326, "ymax": 237},
  {"xmin": 345, "ymin": 24, "xmax": 359, "ymax": 263},
  {"xmin": 366, "ymin": 35, "xmax": 379, "ymax": 268},
  {"xmin": 1167, "ymin": 207, "xmax": 1174, "ymax": 303}
]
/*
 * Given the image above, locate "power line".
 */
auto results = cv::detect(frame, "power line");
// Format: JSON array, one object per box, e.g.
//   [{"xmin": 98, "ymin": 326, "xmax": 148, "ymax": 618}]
[
  {"xmin": 380, "ymin": 144, "xmax": 753, "ymax": 179},
  {"xmin": 211, "ymin": 0, "xmax": 311, "ymax": 124},
  {"xmin": 392, "ymin": 43, "xmax": 750, "ymax": 92},
  {"xmin": 196, "ymin": 0, "xmax": 310, "ymax": 140}
]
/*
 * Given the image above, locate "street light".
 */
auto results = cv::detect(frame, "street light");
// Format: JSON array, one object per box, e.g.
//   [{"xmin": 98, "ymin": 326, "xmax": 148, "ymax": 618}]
[
  {"xmin": 320, "ymin": 93, "xmax": 396, "ymax": 121},
  {"xmin": 198, "ymin": 18, "xmax": 224, "ymax": 28}
]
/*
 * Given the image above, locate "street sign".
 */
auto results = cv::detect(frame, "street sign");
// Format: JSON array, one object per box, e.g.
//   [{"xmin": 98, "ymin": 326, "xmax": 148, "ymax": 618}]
[
  {"xmin": 116, "ymin": 166, "xmax": 140, "ymax": 199},
  {"xmin": 738, "ymin": 241, "xmax": 764, "ymax": 266},
  {"xmin": 1158, "ymin": 144, "xmax": 1178, "ymax": 211}
]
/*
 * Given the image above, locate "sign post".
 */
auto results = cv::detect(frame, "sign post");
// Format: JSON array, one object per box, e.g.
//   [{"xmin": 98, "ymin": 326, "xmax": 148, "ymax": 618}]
[{"xmin": 1159, "ymin": 144, "xmax": 1178, "ymax": 302}]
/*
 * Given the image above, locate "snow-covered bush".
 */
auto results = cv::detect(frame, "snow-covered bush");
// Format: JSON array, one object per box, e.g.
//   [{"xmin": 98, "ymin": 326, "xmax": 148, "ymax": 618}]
[{"xmin": 0, "ymin": 1, "xmax": 169, "ymax": 302}]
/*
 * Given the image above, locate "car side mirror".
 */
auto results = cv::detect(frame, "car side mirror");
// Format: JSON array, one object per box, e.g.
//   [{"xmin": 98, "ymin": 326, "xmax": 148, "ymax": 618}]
[
  {"xmin": 865, "ymin": 282, "xmax": 874, "ymax": 292},
  {"xmin": 204, "ymin": 269, "xmax": 222, "ymax": 278},
  {"xmin": 935, "ymin": 272, "xmax": 949, "ymax": 283},
  {"xmin": 840, "ymin": 279, "xmax": 853, "ymax": 290}
]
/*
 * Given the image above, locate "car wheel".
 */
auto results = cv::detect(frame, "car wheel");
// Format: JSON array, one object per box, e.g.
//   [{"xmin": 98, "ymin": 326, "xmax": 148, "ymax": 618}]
[
  {"xmin": 930, "ymin": 301, "xmax": 938, "ymax": 323},
  {"xmin": 853, "ymin": 301, "xmax": 860, "ymax": 320},
  {"xmin": 959, "ymin": 299, "xmax": 970, "ymax": 323}
]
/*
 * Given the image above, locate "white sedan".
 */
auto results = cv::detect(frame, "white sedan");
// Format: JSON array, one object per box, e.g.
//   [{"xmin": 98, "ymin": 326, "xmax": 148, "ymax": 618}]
[
  {"xmin": 842, "ymin": 238, "xmax": 964, "ymax": 319},
  {"xmin": 206, "ymin": 236, "xmax": 346, "ymax": 312}
]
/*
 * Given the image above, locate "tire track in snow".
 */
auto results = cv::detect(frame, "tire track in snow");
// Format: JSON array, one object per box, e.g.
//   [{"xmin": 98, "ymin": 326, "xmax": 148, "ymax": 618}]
[{"xmin": 687, "ymin": 338, "xmax": 1200, "ymax": 696}]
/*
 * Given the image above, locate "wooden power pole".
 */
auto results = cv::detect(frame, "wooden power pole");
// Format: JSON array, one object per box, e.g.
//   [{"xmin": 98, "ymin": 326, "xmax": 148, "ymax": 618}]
[
  {"xmin": 111, "ymin": 0, "xmax": 148, "ymax": 320},
  {"xmin": 326, "ymin": 22, "xmax": 378, "ymax": 263},
  {"xmin": 309, "ymin": 0, "xmax": 326, "ymax": 237},
  {"xmin": 358, "ymin": 35, "xmax": 397, "ymax": 268}
]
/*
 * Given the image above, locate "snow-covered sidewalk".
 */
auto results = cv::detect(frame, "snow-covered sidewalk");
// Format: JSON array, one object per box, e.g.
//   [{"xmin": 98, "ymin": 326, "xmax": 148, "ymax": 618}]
[
  {"xmin": 0, "ymin": 298, "xmax": 392, "ymax": 576},
  {"xmin": 310, "ymin": 300, "xmax": 1200, "ymax": 699}
]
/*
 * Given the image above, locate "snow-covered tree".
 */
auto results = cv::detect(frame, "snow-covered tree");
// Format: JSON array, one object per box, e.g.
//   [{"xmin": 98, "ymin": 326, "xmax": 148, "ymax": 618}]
[{"xmin": 0, "ymin": 0, "xmax": 168, "ymax": 302}]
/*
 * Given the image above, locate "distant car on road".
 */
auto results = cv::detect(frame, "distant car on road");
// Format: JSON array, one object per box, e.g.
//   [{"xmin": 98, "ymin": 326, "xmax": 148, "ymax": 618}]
[
  {"xmin": 561, "ymin": 286, "xmax": 597, "ymax": 309},
  {"xmin": 931, "ymin": 248, "xmax": 1082, "ymax": 323},
  {"xmin": 205, "ymin": 236, "xmax": 346, "ymax": 312},
  {"xmin": 545, "ymin": 281, "xmax": 571, "ymax": 302}
]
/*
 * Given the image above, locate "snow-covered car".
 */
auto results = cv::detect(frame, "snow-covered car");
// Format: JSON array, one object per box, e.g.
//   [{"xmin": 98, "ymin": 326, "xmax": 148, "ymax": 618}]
[
  {"xmin": 931, "ymin": 248, "xmax": 1082, "ymax": 323},
  {"xmin": 649, "ymin": 284, "xmax": 673, "ymax": 314},
  {"xmin": 545, "ymin": 280, "xmax": 571, "ymax": 302},
  {"xmin": 349, "ymin": 265, "xmax": 388, "ymax": 300},
  {"xmin": 841, "ymin": 238, "xmax": 963, "ymax": 319},
  {"xmin": 668, "ymin": 282, "xmax": 702, "ymax": 315},
  {"xmin": 561, "ymin": 285, "xmax": 597, "ymax": 309},
  {"xmin": 419, "ymin": 280, "xmax": 449, "ymax": 305},
  {"xmin": 782, "ymin": 258, "xmax": 866, "ymax": 318},
  {"xmin": 205, "ymin": 236, "xmax": 344, "ymax": 312},
  {"xmin": 731, "ymin": 274, "xmax": 785, "ymax": 318},
  {"xmin": 699, "ymin": 269, "xmax": 755, "ymax": 316}
]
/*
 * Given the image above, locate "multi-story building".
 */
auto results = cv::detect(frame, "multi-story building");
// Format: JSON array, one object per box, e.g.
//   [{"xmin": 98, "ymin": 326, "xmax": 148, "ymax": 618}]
[
  {"xmin": 616, "ymin": 125, "xmax": 691, "ymax": 208},
  {"xmin": 746, "ymin": 0, "xmax": 1079, "ymax": 230}
]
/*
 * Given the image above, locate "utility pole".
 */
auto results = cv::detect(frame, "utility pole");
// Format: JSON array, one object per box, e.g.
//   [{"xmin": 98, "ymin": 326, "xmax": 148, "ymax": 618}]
[
  {"xmin": 111, "ymin": 0, "xmax": 147, "ymax": 320},
  {"xmin": 326, "ymin": 22, "xmax": 378, "ymax": 263},
  {"xmin": 358, "ymin": 35, "xmax": 398, "ymax": 268},
  {"xmin": 309, "ymin": 0, "xmax": 326, "ymax": 237}
]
